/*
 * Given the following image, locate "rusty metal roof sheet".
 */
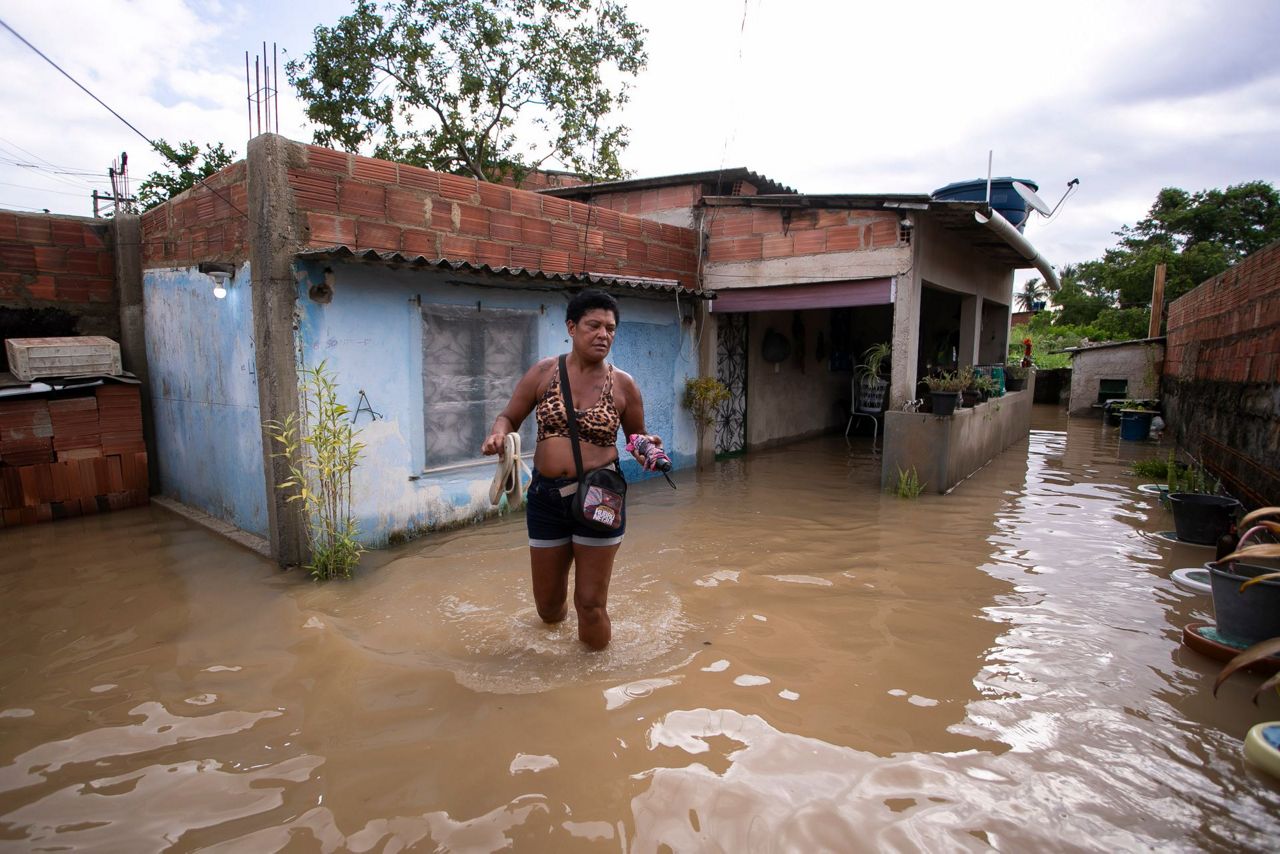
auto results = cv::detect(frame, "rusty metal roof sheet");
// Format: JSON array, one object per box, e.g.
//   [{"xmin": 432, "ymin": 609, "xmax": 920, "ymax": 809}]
[{"xmin": 295, "ymin": 246, "xmax": 714, "ymax": 298}]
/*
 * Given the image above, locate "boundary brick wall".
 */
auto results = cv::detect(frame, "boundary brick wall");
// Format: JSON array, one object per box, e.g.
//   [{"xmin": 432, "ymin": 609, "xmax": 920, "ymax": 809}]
[
  {"xmin": 1163, "ymin": 239, "xmax": 1280, "ymax": 506},
  {"xmin": 139, "ymin": 161, "xmax": 249, "ymax": 268},
  {"xmin": 288, "ymin": 143, "xmax": 698, "ymax": 286},
  {"xmin": 706, "ymin": 206, "xmax": 900, "ymax": 264},
  {"xmin": 0, "ymin": 212, "xmax": 117, "ymax": 365}
]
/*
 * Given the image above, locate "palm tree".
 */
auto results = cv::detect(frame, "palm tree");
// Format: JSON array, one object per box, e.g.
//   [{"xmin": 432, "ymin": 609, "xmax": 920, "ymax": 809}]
[{"xmin": 1016, "ymin": 278, "xmax": 1045, "ymax": 312}]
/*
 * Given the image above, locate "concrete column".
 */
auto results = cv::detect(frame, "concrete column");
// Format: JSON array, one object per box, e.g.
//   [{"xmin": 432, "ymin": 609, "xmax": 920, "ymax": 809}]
[
  {"xmin": 958, "ymin": 294, "xmax": 981, "ymax": 368},
  {"xmin": 111, "ymin": 214, "xmax": 158, "ymax": 493},
  {"xmin": 247, "ymin": 133, "xmax": 306, "ymax": 566},
  {"xmin": 889, "ymin": 249, "xmax": 922, "ymax": 409}
]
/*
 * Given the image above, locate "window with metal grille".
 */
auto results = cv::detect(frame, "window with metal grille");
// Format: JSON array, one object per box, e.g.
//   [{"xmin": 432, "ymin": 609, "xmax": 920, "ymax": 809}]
[
  {"xmin": 1098, "ymin": 378, "xmax": 1128, "ymax": 405},
  {"xmin": 421, "ymin": 305, "xmax": 536, "ymax": 468}
]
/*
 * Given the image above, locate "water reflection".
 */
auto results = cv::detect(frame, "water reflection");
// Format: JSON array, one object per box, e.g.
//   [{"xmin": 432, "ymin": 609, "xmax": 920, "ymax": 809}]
[{"xmin": 1, "ymin": 407, "xmax": 1278, "ymax": 850}]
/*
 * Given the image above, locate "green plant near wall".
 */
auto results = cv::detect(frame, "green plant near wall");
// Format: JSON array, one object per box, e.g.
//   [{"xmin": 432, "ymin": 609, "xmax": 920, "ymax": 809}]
[
  {"xmin": 1168, "ymin": 454, "xmax": 1219, "ymax": 495},
  {"xmin": 683, "ymin": 377, "xmax": 730, "ymax": 465},
  {"xmin": 893, "ymin": 465, "xmax": 925, "ymax": 499},
  {"xmin": 266, "ymin": 362, "xmax": 367, "ymax": 579}
]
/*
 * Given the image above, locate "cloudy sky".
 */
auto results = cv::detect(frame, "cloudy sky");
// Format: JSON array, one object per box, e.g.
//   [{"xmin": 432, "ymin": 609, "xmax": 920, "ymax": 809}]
[{"xmin": 1, "ymin": 0, "xmax": 1277, "ymax": 276}]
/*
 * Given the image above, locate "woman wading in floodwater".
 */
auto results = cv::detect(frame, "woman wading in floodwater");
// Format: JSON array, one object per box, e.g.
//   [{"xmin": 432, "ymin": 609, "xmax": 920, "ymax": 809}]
[{"xmin": 481, "ymin": 290, "xmax": 663, "ymax": 650}]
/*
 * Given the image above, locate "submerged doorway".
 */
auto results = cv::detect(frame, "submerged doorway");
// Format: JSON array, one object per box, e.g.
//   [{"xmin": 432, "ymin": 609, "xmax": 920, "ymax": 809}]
[{"xmin": 715, "ymin": 312, "xmax": 748, "ymax": 458}]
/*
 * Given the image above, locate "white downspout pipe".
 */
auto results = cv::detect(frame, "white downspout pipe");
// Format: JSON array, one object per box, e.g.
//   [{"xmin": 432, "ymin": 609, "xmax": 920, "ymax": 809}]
[{"xmin": 974, "ymin": 210, "xmax": 1061, "ymax": 291}]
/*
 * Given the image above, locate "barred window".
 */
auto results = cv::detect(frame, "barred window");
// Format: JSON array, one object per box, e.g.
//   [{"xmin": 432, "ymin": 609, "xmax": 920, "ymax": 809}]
[{"xmin": 422, "ymin": 305, "xmax": 536, "ymax": 468}]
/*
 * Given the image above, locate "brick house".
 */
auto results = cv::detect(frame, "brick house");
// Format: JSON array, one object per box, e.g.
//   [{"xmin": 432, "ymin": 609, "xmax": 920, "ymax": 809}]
[{"xmin": 3, "ymin": 138, "xmax": 1059, "ymax": 554}]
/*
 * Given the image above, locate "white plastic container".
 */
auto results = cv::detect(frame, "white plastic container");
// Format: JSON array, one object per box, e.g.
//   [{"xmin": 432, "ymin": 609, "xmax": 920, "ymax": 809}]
[{"xmin": 5, "ymin": 337, "xmax": 122, "ymax": 381}]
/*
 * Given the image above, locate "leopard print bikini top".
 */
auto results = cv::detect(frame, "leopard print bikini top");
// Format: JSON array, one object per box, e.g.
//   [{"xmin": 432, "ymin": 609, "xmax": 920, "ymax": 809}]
[{"xmin": 536, "ymin": 362, "xmax": 620, "ymax": 448}]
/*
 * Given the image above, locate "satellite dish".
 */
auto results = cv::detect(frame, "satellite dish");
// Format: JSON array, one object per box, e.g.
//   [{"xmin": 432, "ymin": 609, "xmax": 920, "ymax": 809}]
[{"xmin": 1013, "ymin": 181, "xmax": 1051, "ymax": 216}]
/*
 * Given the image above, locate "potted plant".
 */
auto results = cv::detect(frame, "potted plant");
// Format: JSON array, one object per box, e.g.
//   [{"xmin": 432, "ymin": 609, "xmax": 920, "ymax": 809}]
[
  {"xmin": 682, "ymin": 377, "xmax": 730, "ymax": 470},
  {"xmin": 1211, "ymin": 507, "xmax": 1280, "ymax": 779},
  {"xmin": 1206, "ymin": 506, "xmax": 1280, "ymax": 646},
  {"xmin": 957, "ymin": 366, "xmax": 981, "ymax": 408},
  {"xmin": 854, "ymin": 342, "xmax": 891, "ymax": 413},
  {"xmin": 1005, "ymin": 362, "xmax": 1029, "ymax": 392},
  {"xmin": 923, "ymin": 370, "xmax": 965, "ymax": 417},
  {"xmin": 971, "ymin": 373, "xmax": 998, "ymax": 403},
  {"xmin": 1168, "ymin": 458, "xmax": 1240, "ymax": 545}
]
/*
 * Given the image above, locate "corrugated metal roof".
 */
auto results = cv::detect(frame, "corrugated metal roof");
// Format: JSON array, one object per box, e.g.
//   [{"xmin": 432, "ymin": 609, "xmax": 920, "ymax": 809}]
[
  {"xmin": 295, "ymin": 246, "xmax": 714, "ymax": 298},
  {"xmin": 539, "ymin": 167, "xmax": 797, "ymax": 198}
]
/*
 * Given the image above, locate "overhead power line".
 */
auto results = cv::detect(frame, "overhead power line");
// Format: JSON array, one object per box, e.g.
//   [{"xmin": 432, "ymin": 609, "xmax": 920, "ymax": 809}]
[{"xmin": 0, "ymin": 15, "xmax": 252, "ymax": 224}]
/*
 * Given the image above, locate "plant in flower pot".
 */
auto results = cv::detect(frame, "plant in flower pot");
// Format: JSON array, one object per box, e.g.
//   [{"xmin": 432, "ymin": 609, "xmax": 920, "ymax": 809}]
[
  {"xmin": 923, "ymin": 370, "xmax": 965, "ymax": 417},
  {"xmin": 971, "ymin": 373, "xmax": 998, "ymax": 403},
  {"xmin": 853, "ymin": 342, "xmax": 891, "ymax": 414},
  {"xmin": 1210, "ymin": 506, "xmax": 1280, "ymax": 779},
  {"xmin": 1004, "ymin": 362, "xmax": 1029, "ymax": 392},
  {"xmin": 1168, "ymin": 459, "xmax": 1240, "ymax": 545},
  {"xmin": 957, "ymin": 366, "xmax": 982, "ymax": 408}
]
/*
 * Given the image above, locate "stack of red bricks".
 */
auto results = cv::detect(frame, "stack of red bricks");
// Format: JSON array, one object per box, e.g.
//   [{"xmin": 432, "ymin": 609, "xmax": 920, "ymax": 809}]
[{"xmin": 0, "ymin": 384, "xmax": 148, "ymax": 526}]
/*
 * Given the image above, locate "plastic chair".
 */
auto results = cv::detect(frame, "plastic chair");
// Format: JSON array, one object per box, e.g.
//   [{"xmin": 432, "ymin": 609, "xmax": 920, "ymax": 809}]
[{"xmin": 845, "ymin": 376, "xmax": 885, "ymax": 443}]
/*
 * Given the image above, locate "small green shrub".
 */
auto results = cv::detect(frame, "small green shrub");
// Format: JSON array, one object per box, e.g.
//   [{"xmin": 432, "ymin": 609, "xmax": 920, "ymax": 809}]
[
  {"xmin": 894, "ymin": 465, "xmax": 925, "ymax": 499},
  {"xmin": 266, "ymin": 362, "xmax": 366, "ymax": 580},
  {"xmin": 1129, "ymin": 457, "xmax": 1169, "ymax": 479}
]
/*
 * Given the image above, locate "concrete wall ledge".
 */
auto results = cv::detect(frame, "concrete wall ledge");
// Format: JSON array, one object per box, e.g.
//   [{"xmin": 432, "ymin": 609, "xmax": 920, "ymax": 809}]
[{"xmin": 881, "ymin": 378, "xmax": 1035, "ymax": 494}]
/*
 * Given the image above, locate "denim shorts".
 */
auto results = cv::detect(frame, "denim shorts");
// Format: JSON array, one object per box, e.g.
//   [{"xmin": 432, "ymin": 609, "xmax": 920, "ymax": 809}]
[{"xmin": 526, "ymin": 468, "xmax": 626, "ymax": 547}]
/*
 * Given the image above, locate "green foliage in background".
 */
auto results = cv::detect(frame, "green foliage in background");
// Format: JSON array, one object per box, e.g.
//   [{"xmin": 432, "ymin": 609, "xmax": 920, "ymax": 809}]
[
  {"xmin": 136, "ymin": 139, "xmax": 236, "ymax": 210},
  {"xmin": 288, "ymin": 0, "xmax": 647, "ymax": 182},
  {"xmin": 683, "ymin": 376, "xmax": 730, "ymax": 463},
  {"xmin": 266, "ymin": 363, "xmax": 366, "ymax": 580},
  {"xmin": 1035, "ymin": 181, "xmax": 1279, "ymax": 333}
]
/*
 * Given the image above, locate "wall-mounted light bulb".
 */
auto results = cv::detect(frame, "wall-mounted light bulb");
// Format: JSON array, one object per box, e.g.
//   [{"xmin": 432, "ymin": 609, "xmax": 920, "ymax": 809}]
[{"xmin": 209, "ymin": 271, "xmax": 231, "ymax": 299}]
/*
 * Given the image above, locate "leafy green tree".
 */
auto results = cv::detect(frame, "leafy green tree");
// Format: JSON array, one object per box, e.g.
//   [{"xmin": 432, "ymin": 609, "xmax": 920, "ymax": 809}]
[
  {"xmin": 287, "ymin": 0, "xmax": 647, "ymax": 183},
  {"xmin": 136, "ymin": 140, "xmax": 236, "ymax": 211},
  {"xmin": 1061, "ymin": 181, "xmax": 1279, "ymax": 325},
  {"xmin": 1015, "ymin": 277, "xmax": 1047, "ymax": 312}
]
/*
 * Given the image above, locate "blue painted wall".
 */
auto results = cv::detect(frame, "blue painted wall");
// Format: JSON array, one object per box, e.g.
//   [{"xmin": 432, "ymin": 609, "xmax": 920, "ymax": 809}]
[
  {"xmin": 294, "ymin": 261, "xmax": 697, "ymax": 546},
  {"xmin": 142, "ymin": 263, "xmax": 268, "ymax": 537}
]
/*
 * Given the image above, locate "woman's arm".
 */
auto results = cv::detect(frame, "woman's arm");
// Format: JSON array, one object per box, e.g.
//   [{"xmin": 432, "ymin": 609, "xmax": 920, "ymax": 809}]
[
  {"xmin": 616, "ymin": 370, "xmax": 663, "ymax": 463},
  {"xmin": 481, "ymin": 358, "xmax": 552, "ymax": 455}
]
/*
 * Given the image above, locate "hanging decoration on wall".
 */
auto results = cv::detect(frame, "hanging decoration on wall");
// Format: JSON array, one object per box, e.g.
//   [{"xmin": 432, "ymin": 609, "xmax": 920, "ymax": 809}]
[
  {"xmin": 761, "ymin": 328, "xmax": 791, "ymax": 374},
  {"xmin": 828, "ymin": 308, "xmax": 853, "ymax": 373},
  {"xmin": 791, "ymin": 312, "xmax": 806, "ymax": 374}
]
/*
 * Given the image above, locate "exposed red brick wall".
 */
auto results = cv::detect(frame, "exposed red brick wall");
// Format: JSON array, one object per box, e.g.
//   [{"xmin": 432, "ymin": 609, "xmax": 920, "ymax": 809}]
[
  {"xmin": 1162, "ymin": 240, "xmax": 1280, "ymax": 506},
  {"xmin": 139, "ymin": 161, "xmax": 249, "ymax": 267},
  {"xmin": 289, "ymin": 144, "xmax": 698, "ymax": 286},
  {"xmin": 1165, "ymin": 240, "xmax": 1280, "ymax": 384},
  {"xmin": 705, "ymin": 207, "xmax": 900, "ymax": 264},
  {"xmin": 0, "ymin": 212, "xmax": 115, "ymax": 312},
  {"xmin": 582, "ymin": 183, "xmax": 702, "ymax": 218}
]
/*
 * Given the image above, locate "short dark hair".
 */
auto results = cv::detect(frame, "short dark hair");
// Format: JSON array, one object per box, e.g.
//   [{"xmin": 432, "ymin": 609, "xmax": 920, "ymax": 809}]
[{"xmin": 566, "ymin": 289, "xmax": 619, "ymax": 325}]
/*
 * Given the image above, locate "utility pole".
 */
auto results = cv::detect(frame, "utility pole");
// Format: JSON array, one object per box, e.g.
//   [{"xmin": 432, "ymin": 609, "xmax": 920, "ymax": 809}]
[{"xmin": 1148, "ymin": 263, "xmax": 1167, "ymax": 338}]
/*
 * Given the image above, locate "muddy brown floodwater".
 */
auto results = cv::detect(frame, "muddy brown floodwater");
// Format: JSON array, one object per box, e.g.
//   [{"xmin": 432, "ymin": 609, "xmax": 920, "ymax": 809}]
[{"xmin": 2, "ymin": 405, "xmax": 1279, "ymax": 851}]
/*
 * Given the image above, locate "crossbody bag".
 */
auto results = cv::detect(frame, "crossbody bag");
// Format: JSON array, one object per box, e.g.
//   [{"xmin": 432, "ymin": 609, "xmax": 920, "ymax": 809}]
[{"xmin": 558, "ymin": 354, "xmax": 627, "ymax": 533}]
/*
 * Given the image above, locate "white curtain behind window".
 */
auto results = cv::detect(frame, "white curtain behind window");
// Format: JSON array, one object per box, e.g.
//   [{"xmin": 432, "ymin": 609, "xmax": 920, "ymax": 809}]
[{"xmin": 422, "ymin": 305, "xmax": 536, "ymax": 466}]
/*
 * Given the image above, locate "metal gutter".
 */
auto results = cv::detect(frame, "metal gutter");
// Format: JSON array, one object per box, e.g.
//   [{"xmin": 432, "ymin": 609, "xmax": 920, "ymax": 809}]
[{"xmin": 973, "ymin": 210, "xmax": 1060, "ymax": 289}]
